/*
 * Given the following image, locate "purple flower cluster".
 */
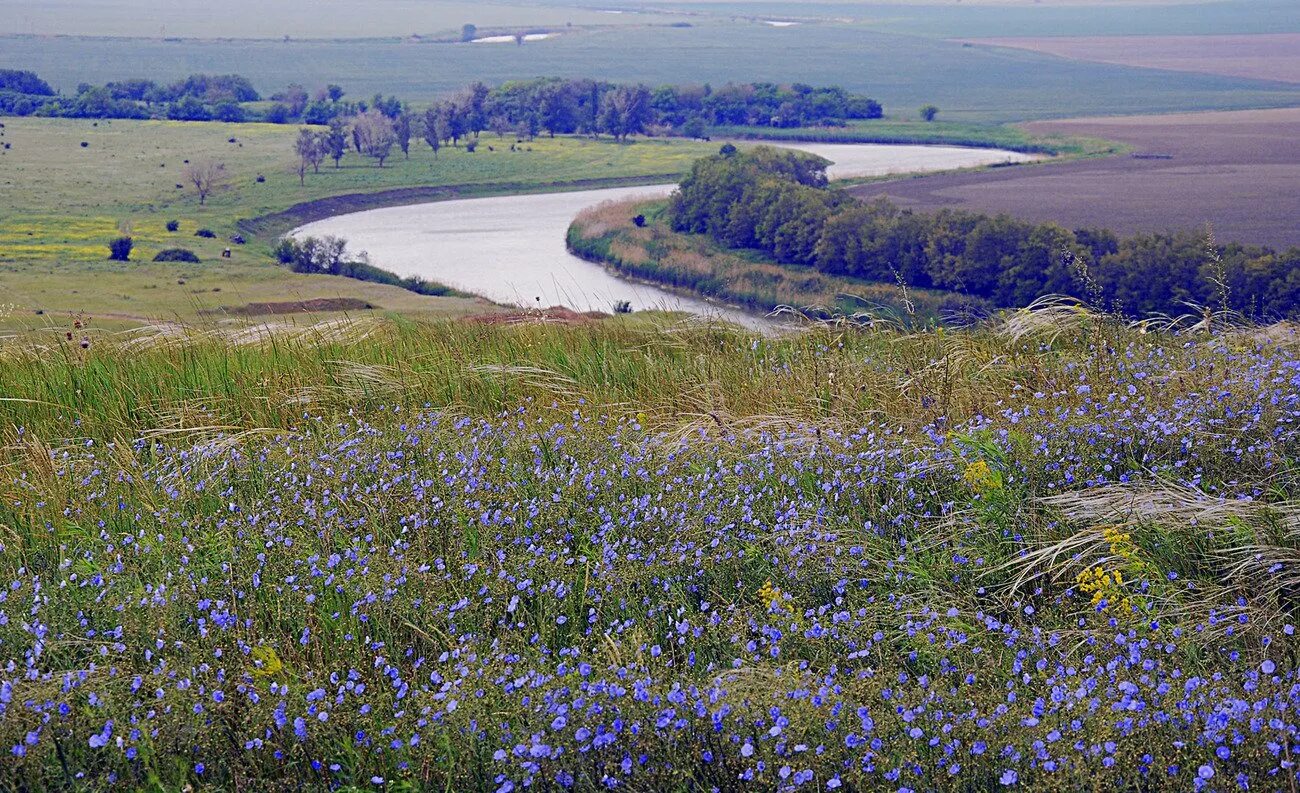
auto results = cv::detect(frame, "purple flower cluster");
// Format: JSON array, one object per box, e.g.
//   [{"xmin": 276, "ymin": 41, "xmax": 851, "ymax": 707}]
[{"xmin": 2, "ymin": 335, "xmax": 1300, "ymax": 789}]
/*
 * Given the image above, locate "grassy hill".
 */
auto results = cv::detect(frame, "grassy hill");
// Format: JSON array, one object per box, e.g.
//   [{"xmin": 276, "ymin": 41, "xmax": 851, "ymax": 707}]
[{"xmin": 1, "ymin": 309, "xmax": 1299, "ymax": 789}]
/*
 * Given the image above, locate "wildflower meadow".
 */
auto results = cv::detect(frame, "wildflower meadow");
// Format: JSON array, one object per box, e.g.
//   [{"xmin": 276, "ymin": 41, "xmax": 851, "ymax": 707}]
[{"xmin": 2, "ymin": 306, "xmax": 1300, "ymax": 791}]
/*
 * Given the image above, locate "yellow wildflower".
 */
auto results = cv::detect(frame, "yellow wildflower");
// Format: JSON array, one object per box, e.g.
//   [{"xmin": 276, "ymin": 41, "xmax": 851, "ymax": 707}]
[
  {"xmin": 962, "ymin": 460, "xmax": 1000, "ymax": 494},
  {"xmin": 251, "ymin": 646, "xmax": 284, "ymax": 678}
]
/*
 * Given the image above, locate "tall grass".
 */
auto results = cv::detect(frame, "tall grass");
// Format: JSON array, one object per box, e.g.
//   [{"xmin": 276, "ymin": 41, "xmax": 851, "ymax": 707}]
[{"xmin": 3, "ymin": 311, "xmax": 1300, "ymax": 790}]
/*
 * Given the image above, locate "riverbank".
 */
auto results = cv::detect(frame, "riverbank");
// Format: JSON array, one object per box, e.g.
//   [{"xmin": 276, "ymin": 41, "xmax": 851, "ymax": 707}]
[
  {"xmin": 566, "ymin": 198, "xmax": 993, "ymax": 323},
  {"xmin": 0, "ymin": 116, "xmax": 1092, "ymax": 328}
]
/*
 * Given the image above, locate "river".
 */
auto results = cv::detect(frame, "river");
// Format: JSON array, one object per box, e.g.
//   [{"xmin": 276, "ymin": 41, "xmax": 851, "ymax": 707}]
[{"xmin": 292, "ymin": 142, "xmax": 1039, "ymax": 325}]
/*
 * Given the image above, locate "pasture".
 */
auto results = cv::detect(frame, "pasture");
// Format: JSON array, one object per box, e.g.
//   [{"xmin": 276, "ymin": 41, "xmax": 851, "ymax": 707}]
[
  {"xmin": 848, "ymin": 108, "xmax": 1300, "ymax": 250},
  {"xmin": 0, "ymin": 116, "xmax": 725, "ymax": 326}
]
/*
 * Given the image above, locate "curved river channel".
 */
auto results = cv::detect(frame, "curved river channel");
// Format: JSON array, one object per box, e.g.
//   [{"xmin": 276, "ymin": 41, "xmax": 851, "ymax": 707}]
[{"xmin": 293, "ymin": 143, "xmax": 1039, "ymax": 326}]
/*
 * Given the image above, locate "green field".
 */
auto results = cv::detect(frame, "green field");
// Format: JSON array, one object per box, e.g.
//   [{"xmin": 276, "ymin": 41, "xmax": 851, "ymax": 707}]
[
  {"xmin": 0, "ymin": 115, "xmax": 1089, "ymax": 329},
  {"xmin": 3, "ymin": 22, "xmax": 1296, "ymax": 123},
  {"xmin": 0, "ymin": 116, "xmax": 732, "ymax": 327}
]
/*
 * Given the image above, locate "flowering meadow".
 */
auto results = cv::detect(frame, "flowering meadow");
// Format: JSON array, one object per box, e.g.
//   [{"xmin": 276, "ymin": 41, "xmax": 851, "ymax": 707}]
[{"xmin": 2, "ymin": 310, "xmax": 1300, "ymax": 790}]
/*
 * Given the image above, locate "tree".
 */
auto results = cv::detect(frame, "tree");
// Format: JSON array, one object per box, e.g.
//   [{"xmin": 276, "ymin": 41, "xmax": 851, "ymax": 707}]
[
  {"xmin": 538, "ymin": 83, "xmax": 577, "ymax": 137},
  {"xmin": 598, "ymin": 84, "xmax": 652, "ymax": 142},
  {"xmin": 353, "ymin": 111, "xmax": 397, "ymax": 167},
  {"xmin": 167, "ymin": 96, "xmax": 211, "ymax": 121},
  {"xmin": 460, "ymin": 23, "xmax": 477, "ymax": 42},
  {"xmin": 275, "ymin": 235, "xmax": 349, "ymax": 274},
  {"xmin": 919, "ymin": 104, "xmax": 939, "ymax": 122},
  {"xmin": 212, "ymin": 101, "xmax": 245, "ymax": 122},
  {"xmin": 326, "ymin": 84, "xmax": 345, "ymax": 102},
  {"xmin": 323, "ymin": 118, "xmax": 349, "ymax": 168},
  {"xmin": 182, "ymin": 160, "xmax": 227, "ymax": 205},
  {"xmin": 681, "ymin": 117, "xmax": 707, "ymax": 140},
  {"xmin": 395, "ymin": 112, "xmax": 413, "ymax": 159},
  {"xmin": 422, "ymin": 106, "xmax": 447, "ymax": 157},
  {"xmin": 107, "ymin": 236, "xmax": 133, "ymax": 261},
  {"xmin": 463, "ymin": 82, "xmax": 490, "ymax": 138},
  {"xmin": 441, "ymin": 101, "xmax": 467, "ymax": 146},
  {"xmin": 294, "ymin": 128, "xmax": 324, "ymax": 185},
  {"xmin": 264, "ymin": 103, "xmax": 291, "ymax": 124}
]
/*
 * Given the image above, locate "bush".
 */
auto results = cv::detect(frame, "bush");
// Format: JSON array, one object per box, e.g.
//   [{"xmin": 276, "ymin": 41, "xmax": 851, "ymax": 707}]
[
  {"xmin": 194, "ymin": 229, "xmax": 216, "ymax": 239},
  {"xmin": 166, "ymin": 220, "xmax": 180, "ymax": 232},
  {"xmin": 613, "ymin": 299, "xmax": 633, "ymax": 314},
  {"xmin": 152, "ymin": 248, "xmax": 201, "ymax": 263},
  {"xmin": 107, "ymin": 236, "xmax": 133, "ymax": 261}
]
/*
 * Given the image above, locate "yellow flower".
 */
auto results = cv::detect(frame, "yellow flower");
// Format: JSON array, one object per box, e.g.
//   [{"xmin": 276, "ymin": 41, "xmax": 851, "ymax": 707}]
[
  {"xmin": 962, "ymin": 460, "xmax": 1001, "ymax": 494},
  {"xmin": 251, "ymin": 646, "xmax": 284, "ymax": 678},
  {"xmin": 758, "ymin": 580, "xmax": 784, "ymax": 612}
]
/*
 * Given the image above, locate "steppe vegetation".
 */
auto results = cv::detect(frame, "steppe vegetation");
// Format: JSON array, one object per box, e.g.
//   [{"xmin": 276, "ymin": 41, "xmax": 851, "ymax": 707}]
[{"xmin": 2, "ymin": 307, "xmax": 1300, "ymax": 789}]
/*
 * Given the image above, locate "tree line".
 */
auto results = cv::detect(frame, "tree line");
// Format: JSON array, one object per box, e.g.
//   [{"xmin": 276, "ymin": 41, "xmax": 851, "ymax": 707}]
[
  {"xmin": 0, "ymin": 69, "xmax": 884, "ymax": 138},
  {"xmin": 669, "ymin": 146, "xmax": 1300, "ymax": 318}
]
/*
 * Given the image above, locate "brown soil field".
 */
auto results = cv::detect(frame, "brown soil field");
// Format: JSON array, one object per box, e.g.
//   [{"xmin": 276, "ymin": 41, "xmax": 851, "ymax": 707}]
[
  {"xmin": 220, "ymin": 298, "xmax": 378, "ymax": 316},
  {"xmin": 961, "ymin": 34, "xmax": 1300, "ymax": 84},
  {"xmin": 847, "ymin": 108, "xmax": 1300, "ymax": 249}
]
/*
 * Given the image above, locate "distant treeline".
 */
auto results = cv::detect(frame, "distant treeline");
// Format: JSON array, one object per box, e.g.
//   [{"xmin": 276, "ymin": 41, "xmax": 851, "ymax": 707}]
[
  {"xmin": 670, "ymin": 146, "xmax": 1300, "ymax": 318},
  {"xmin": 0, "ymin": 69, "xmax": 882, "ymax": 136}
]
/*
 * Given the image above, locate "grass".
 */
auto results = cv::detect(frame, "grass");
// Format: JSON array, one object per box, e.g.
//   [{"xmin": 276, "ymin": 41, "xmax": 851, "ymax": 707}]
[
  {"xmin": 0, "ymin": 116, "xmax": 728, "ymax": 327},
  {"xmin": 4, "ymin": 21, "xmax": 1296, "ymax": 123},
  {"xmin": 709, "ymin": 119, "xmax": 1116, "ymax": 156},
  {"xmin": 1, "ymin": 310, "xmax": 1300, "ymax": 789}
]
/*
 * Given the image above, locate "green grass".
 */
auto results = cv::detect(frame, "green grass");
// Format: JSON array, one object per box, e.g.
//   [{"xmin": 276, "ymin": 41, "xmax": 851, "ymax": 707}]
[
  {"xmin": 0, "ymin": 116, "xmax": 727, "ymax": 326},
  {"xmin": 709, "ymin": 119, "xmax": 1115, "ymax": 156},
  {"xmin": 1, "ymin": 312, "xmax": 1299, "ymax": 790},
  {"xmin": 4, "ymin": 21, "xmax": 1295, "ymax": 123}
]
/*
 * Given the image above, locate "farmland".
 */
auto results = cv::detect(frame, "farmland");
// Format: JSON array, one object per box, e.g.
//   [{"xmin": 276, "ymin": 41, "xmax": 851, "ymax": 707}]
[
  {"xmin": 3, "ymin": 23, "xmax": 1297, "ymax": 124},
  {"xmin": 848, "ymin": 108, "xmax": 1300, "ymax": 249},
  {"xmin": 963, "ymin": 34, "xmax": 1300, "ymax": 84}
]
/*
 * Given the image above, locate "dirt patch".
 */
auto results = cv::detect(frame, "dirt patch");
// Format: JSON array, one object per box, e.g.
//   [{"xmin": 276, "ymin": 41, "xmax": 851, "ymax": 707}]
[
  {"xmin": 463, "ymin": 306, "xmax": 610, "ymax": 327},
  {"xmin": 847, "ymin": 108, "xmax": 1300, "ymax": 249},
  {"xmin": 219, "ymin": 298, "xmax": 377, "ymax": 316},
  {"xmin": 961, "ymin": 34, "xmax": 1300, "ymax": 84}
]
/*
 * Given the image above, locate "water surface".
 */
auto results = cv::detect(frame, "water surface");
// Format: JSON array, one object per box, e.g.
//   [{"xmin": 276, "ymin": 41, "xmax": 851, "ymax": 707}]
[{"xmin": 293, "ymin": 143, "xmax": 1037, "ymax": 324}]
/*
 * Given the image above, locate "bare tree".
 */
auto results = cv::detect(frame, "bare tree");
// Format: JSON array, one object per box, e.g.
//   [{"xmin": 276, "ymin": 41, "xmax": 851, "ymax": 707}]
[
  {"xmin": 294, "ymin": 128, "xmax": 324, "ymax": 185},
  {"xmin": 352, "ymin": 111, "xmax": 397, "ymax": 167},
  {"xmin": 182, "ymin": 160, "xmax": 227, "ymax": 205}
]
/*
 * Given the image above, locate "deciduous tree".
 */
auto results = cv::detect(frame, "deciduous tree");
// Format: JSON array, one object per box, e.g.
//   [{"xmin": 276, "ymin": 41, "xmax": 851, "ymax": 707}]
[{"xmin": 182, "ymin": 160, "xmax": 227, "ymax": 205}]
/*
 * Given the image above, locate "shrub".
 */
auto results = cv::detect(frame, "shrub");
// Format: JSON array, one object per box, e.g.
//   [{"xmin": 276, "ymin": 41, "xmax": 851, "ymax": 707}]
[
  {"xmin": 107, "ymin": 236, "xmax": 133, "ymax": 261},
  {"xmin": 632, "ymin": 215, "xmax": 647, "ymax": 228},
  {"xmin": 166, "ymin": 220, "xmax": 180, "ymax": 232},
  {"xmin": 612, "ymin": 299, "xmax": 633, "ymax": 314},
  {"xmin": 194, "ymin": 229, "xmax": 216, "ymax": 239},
  {"xmin": 152, "ymin": 248, "xmax": 201, "ymax": 263}
]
